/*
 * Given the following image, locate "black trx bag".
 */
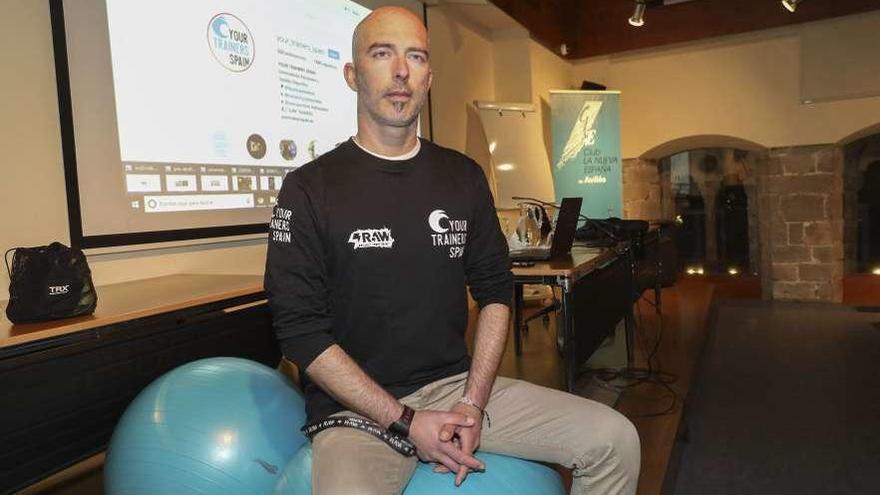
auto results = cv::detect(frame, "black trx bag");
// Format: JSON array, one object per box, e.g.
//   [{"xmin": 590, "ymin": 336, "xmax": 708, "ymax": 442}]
[{"xmin": 4, "ymin": 242, "xmax": 98, "ymax": 324}]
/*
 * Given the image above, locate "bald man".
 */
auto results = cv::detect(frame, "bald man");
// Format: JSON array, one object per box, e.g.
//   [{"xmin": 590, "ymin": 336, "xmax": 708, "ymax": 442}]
[{"xmin": 264, "ymin": 6, "xmax": 640, "ymax": 494}]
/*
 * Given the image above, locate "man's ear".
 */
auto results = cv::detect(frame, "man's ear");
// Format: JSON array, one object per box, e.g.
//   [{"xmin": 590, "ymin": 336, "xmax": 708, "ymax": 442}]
[{"xmin": 344, "ymin": 62, "xmax": 358, "ymax": 92}]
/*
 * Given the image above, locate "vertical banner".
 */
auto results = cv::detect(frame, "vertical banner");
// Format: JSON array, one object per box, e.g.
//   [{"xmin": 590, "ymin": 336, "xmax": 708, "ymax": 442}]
[{"xmin": 550, "ymin": 90, "xmax": 622, "ymax": 219}]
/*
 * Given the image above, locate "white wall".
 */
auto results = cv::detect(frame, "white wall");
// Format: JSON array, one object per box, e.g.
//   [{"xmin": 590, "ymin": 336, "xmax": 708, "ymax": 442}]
[
  {"xmin": 571, "ymin": 11, "xmax": 880, "ymax": 159},
  {"xmin": 530, "ymin": 40, "xmax": 573, "ymax": 166},
  {"xmin": 427, "ymin": 7, "xmax": 496, "ymax": 153},
  {"xmin": 1, "ymin": 0, "xmax": 70, "ymax": 273},
  {"xmin": 492, "ymin": 31, "xmax": 532, "ymax": 103}
]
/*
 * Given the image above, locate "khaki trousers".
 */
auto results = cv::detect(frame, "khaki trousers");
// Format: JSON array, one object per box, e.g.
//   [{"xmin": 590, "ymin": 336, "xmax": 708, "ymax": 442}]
[{"xmin": 312, "ymin": 372, "xmax": 641, "ymax": 495}]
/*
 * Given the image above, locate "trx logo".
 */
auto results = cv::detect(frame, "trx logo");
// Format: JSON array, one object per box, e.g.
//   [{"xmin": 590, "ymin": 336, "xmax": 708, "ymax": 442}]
[
  {"xmin": 48, "ymin": 285, "xmax": 71, "ymax": 296},
  {"xmin": 348, "ymin": 228, "xmax": 395, "ymax": 250}
]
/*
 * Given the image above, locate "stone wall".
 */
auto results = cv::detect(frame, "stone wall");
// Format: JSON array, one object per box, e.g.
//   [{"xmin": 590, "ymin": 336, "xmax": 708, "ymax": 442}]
[
  {"xmin": 757, "ymin": 146, "xmax": 844, "ymax": 302},
  {"xmin": 621, "ymin": 158, "xmax": 662, "ymax": 220},
  {"xmin": 623, "ymin": 144, "xmax": 844, "ymax": 302}
]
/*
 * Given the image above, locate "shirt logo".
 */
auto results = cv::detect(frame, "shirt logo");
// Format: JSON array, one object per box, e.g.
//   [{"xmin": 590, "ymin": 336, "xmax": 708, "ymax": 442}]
[
  {"xmin": 428, "ymin": 210, "xmax": 450, "ymax": 233},
  {"xmin": 348, "ymin": 228, "xmax": 395, "ymax": 250},
  {"xmin": 269, "ymin": 206, "xmax": 292, "ymax": 244},
  {"xmin": 428, "ymin": 209, "xmax": 467, "ymax": 258}
]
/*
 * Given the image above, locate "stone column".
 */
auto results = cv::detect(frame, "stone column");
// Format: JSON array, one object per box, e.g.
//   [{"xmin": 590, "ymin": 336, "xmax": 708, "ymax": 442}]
[
  {"xmin": 622, "ymin": 158, "xmax": 662, "ymax": 220},
  {"xmin": 659, "ymin": 165, "xmax": 674, "ymax": 220},
  {"xmin": 721, "ymin": 149, "xmax": 737, "ymax": 177},
  {"xmin": 739, "ymin": 153, "xmax": 760, "ymax": 274},
  {"xmin": 757, "ymin": 146, "xmax": 844, "ymax": 302},
  {"xmin": 746, "ymin": 183, "xmax": 760, "ymax": 274},
  {"xmin": 702, "ymin": 180, "xmax": 721, "ymax": 267}
]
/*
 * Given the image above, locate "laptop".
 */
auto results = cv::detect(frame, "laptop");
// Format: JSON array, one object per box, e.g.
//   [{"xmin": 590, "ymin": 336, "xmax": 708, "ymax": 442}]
[{"xmin": 509, "ymin": 197, "xmax": 583, "ymax": 262}]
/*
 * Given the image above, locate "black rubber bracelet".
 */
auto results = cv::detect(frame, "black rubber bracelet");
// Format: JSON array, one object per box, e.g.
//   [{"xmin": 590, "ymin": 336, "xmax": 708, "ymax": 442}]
[{"xmin": 388, "ymin": 405, "xmax": 415, "ymax": 439}]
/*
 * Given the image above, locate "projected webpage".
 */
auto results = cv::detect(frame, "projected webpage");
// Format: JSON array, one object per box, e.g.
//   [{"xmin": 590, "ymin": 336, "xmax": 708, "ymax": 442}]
[{"xmin": 104, "ymin": 0, "xmax": 369, "ymax": 213}]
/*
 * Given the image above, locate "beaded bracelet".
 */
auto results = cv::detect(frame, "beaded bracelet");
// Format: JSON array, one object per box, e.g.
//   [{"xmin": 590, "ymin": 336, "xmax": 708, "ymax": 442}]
[{"xmin": 457, "ymin": 396, "xmax": 491, "ymax": 428}]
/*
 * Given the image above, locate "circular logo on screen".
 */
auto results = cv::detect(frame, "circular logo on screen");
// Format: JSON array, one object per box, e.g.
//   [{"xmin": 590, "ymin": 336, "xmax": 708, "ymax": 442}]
[
  {"xmin": 247, "ymin": 134, "xmax": 267, "ymax": 159},
  {"xmin": 308, "ymin": 139, "xmax": 320, "ymax": 160},
  {"xmin": 280, "ymin": 139, "xmax": 297, "ymax": 161},
  {"xmin": 207, "ymin": 13, "xmax": 254, "ymax": 72}
]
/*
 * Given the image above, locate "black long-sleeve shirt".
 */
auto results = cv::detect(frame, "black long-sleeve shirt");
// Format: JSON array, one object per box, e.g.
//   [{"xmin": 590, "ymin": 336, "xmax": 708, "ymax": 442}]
[{"xmin": 264, "ymin": 138, "xmax": 513, "ymax": 422}]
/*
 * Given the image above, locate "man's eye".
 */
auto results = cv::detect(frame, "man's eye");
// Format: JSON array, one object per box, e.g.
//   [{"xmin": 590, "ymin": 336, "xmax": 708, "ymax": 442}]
[
  {"xmin": 373, "ymin": 50, "xmax": 391, "ymax": 58},
  {"xmin": 409, "ymin": 53, "xmax": 426, "ymax": 63}
]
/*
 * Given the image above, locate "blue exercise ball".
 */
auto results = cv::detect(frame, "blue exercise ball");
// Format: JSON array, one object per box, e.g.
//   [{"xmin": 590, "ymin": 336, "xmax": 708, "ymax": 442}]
[
  {"xmin": 105, "ymin": 357, "xmax": 308, "ymax": 495},
  {"xmin": 274, "ymin": 443, "xmax": 566, "ymax": 495},
  {"xmin": 272, "ymin": 442, "xmax": 313, "ymax": 495}
]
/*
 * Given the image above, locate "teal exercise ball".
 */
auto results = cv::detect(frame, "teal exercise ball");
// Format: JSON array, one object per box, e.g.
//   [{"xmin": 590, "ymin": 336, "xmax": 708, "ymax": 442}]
[
  {"xmin": 274, "ymin": 443, "xmax": 566, "ymax": 495},
  {"xmin": 272, "ymin": 442, "xmax": 313, "ymax": 495},
  {"xmin": 105, "ymin": 357, "xmax": 308, "ymax": 495}
]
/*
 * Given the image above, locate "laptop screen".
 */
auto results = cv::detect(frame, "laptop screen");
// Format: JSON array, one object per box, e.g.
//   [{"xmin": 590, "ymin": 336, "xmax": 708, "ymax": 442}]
[{"xmin": 549, "ymin": 197, "xmax": 583, "ymax": 257}]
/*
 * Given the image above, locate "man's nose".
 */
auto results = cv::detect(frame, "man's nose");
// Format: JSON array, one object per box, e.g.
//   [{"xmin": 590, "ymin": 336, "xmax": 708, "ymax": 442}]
[{"xmin": 392, "ymin": 55, "xmax": 409, "ymax": 82}]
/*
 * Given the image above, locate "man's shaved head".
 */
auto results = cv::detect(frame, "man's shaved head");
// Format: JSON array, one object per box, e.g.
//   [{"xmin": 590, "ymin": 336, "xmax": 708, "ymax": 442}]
[
  {"xmin": 351, "ymin": 7, "xmax": 427, "ymax": 66},
  {"xmin": 344, "ymin": 5, "xmax": 432, "ymax": 132}
]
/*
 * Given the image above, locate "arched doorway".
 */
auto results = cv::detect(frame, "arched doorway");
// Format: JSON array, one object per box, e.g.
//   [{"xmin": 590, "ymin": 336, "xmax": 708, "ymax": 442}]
[
  {"xmin": 636, "ymin": 135, "xmax": 767, "ymax": 276},
  {"xmin": 836, "ymin": 123, "xmax": 880, "ymax": 303},
  {"xmin": 717, "ymin": 183, "xmax": 750, "ymax": 271},
  {"xmin": 674, "ymin": 190, "xmax": 705, "ymax": 266},
  {"xmin": 842, "ymin": 131, "xmax": 880, "ymax": 273},
  {"xmin": 857, "ymin": 161, "xmax": 880, "ymax": 271},
  {"xmin": 656, "ymin": 148, "xmax": 758, "ymax": 275}
]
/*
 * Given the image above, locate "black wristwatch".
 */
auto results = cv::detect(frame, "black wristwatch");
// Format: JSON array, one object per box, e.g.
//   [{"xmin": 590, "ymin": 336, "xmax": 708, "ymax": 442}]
[{"xmin": 388, "ymin": 405, "xmax": 415, "ymax": 438}]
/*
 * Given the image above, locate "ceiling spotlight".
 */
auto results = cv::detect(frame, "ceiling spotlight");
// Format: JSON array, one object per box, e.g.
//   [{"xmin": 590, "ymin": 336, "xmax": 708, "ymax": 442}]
[
  {"xmin": 629, "ymin": 1, "xmax": 646, "ymax": 27},
  {"xmin": 782, "ymin": 0, "xmax": 800, "ymax": 12}
]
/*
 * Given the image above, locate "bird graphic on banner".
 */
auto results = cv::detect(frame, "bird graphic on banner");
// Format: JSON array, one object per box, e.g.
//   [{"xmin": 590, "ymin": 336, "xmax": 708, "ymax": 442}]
[{"xmin": 555, "ymin": 100, "xmax": 603, "ymax": 170}]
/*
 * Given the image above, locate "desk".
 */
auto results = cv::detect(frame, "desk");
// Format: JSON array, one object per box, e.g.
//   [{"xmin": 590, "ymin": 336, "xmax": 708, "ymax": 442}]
[
  {"xmin": 0, "ymin": 274, "xmax": 277, "ymax": 494},
  {"xmin": 512, "ymin": 246, "xmax": 633, "ymax": 392}
]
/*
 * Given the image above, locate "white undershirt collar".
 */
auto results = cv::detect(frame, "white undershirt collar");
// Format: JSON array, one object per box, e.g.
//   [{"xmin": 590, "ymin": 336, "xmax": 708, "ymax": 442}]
[{"xmin": 352, "ymin": 136, "xmax": 421, "ymax": 161}]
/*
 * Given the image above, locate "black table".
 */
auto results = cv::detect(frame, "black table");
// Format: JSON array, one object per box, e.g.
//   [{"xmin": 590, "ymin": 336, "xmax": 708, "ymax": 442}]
[{"xmin": 511, "ymin": 245, "xmax": 634, "ymax": 391}]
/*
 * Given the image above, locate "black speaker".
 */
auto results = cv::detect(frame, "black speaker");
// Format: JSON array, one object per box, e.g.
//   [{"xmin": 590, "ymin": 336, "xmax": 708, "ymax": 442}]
[{"xmin": 579, "ymin": 80, "xmax": 607, "ymax": 91}]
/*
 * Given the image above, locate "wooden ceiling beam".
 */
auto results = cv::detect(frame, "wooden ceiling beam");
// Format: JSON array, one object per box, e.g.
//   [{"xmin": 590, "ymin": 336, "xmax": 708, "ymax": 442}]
[{"xmin": 484, "ymin": 0, "xmax": 578, "ymax": 55}]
